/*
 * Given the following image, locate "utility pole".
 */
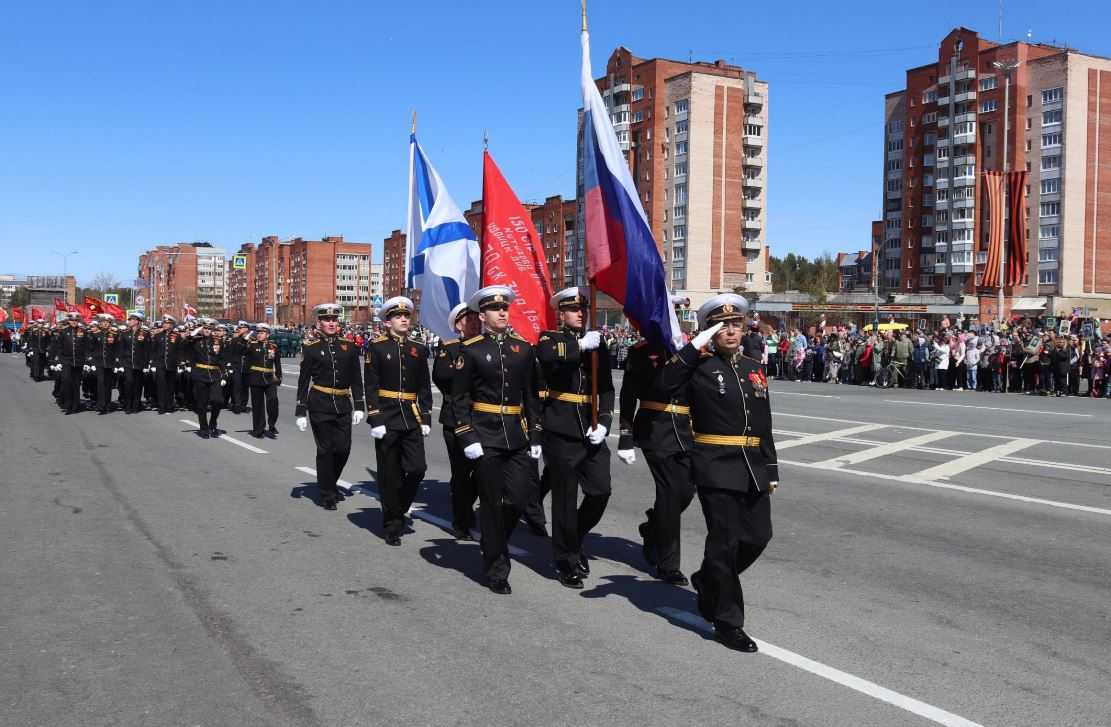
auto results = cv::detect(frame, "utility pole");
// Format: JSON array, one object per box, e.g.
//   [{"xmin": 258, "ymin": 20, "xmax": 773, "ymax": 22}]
[
  {"xmin": 992, "ymin": 59, "xmax": 1021, "ymax": 325},
  {"xmin": 50, "ymin": 250, "xmax": 78, "ymax": 305}
]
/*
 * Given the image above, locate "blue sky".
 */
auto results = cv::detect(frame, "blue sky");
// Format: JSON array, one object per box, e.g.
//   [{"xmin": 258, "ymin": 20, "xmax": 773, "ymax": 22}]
[{"xmin": 2, "ymin": 0, "xmax": 1108, "ymax": 286}]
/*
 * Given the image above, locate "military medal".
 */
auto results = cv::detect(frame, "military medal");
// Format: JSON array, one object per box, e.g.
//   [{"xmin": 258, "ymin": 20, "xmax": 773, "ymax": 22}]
[
  {"xmin": 748, "ymin": 370, "xmax": 768, "ymax": 398},
  {"xmin": 714, "ymin": 370, "xmax": 725, "ymax": 396}
]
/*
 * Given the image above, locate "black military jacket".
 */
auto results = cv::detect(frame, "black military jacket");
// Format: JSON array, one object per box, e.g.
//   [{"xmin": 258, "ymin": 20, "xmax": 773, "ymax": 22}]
[
  {"xmin": 52, "ymin": 326, "xmax": 87, "ymax": 367},
  {"xmin": 432, "ymin": 338, "xmax": 462, "ymax": 427},
  {"xmin": 451, "ymin": 331, "xmax": 541, "ymax": 451},
  {"xmin": 85, "ymin": 326, "xmax": 119, "ymax": 368},
  {"xmin": 31, "ymin": 328, "xmax": 52, "ymax": 355},
  {"xmin": 118, "ymin": 327, "xmax": 150, "ymax": 369},
  {"xmin": 364, "ymin": 333, "xmax": 432, "ymax": 431},
  {"xmin": 617, "ymin": 340, "xmax": 693, "ymax": 453},
  {"xmin": 535, "ymin": 327, "xmax": 614, "ymax": 438},
  {"xmin": 149, "ymin": 329, "xmax": 183, "ymax": 371},
  {"xmin": 659, "ymin": 343, "xmax": 779, "ymax": 494},
  {"xmin": 295, "ymin": 334, "xmax": 365, "ymax": 417},
  {"xmin": 188, "ymin": 335, "xmax": 229, "ymax": 383},
  {"xmin": 228, "ymin": 334, "xmax": 250, "ymax": 374},
  {"xmin": 245, "ymin": 339, "xmax": 282, "ymax": 386}
]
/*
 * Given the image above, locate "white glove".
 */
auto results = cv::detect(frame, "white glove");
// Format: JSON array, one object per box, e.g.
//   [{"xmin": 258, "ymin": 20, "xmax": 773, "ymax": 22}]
[
  {"xmin": 578, "ymin": 331, "xmax": 601, "ymax": 351},
  {"xmin": 185, "ymin": 366, "xmax": 192, "ymax": 372},
  {"xmin": 220, "ymin": 379, "xmax": 227, "ymax": 386},
  {"xmin": 529, "ymin": 444, "xmax": 542, "ymax": 460},
  {"xmin": 617, "ymin": 449, "xmax": 636, "ymax": 465},
  {"xmin": 463, "ymin": 443, "xmax": 484, "ymax": 460},
  {"xmin": 587, "ymin": 424, "xmax": 607, "ymax": 445},
  {"xmin": 352, "ymin": 410, "xmax": 365, "ymax": 427},
  {"xmin": 90, "ymin": 365, "xmax": 97, "ymax": 372},
  {"xmin": 296, "ymin": 416, "xmax": 308, "ymax": 432},
  {"xmin": 370, "ymin": 424, "xmax": 386, "ymax": 439},
  {"xmin": 191, "ymin": 327, "xmax": 203, "ymax": 337},
  {"xmin": 82, "ymin": 365, "xmax": 90, "ymax": 372},
  {"xmin": 420, "ymin": 424, "xmax": 431, "ymax": 437},
  {"xmin": 116, "ymin": 367, "xmax": 124, "ymax": 373},
  {"xmin": 691, "ymin": 322, "xmax": 724, "ymax": 350}
]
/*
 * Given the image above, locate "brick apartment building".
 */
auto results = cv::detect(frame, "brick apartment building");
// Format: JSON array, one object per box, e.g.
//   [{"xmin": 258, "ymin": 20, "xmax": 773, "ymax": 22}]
[
  {"xmin": 883, "ymin": 27, "xmax": 1111, "ymax": 319},
  {"xmin": 138, "ymin": 242, "xmax": 226, "ymax": 320},
  {"xmin": 382, "ymin": 230, "xmax": 406, "ymax": 300}
]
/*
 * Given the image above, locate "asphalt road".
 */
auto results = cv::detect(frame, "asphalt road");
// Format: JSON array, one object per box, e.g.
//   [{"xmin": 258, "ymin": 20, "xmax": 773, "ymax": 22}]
[{"xmin": 2, "ymin": 353, "xmax": 1109, "ymax": 727}]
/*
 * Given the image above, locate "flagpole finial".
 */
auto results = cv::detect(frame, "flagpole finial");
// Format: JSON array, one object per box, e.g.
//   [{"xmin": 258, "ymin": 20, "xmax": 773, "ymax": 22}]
[
  {"xmin": 483, "ymin": 129, "xmax": 489, "ymax": 151},
  {"xmin": 410, "ymin": 109, "xmax": 416, "ymax": 135},
  {"xmin": 581, "ymin": 0, "xmax": 587, "ymax": 31}
]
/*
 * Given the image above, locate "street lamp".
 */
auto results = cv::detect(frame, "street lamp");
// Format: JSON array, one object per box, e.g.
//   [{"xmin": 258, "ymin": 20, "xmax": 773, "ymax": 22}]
[
  {"xmin": 50, "ymin": 250, "xmax": 78, "ymax": 304},
  {"xmin": 992, "ymin": 59, "xmax": 1021, "ymax": 326}
]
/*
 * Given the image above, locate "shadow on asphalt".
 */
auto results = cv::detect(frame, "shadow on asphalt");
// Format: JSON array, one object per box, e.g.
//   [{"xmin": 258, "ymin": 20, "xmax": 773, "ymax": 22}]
[{"xmin": 580, "ymin": 574, "xmax": 711, "ymax": 639}]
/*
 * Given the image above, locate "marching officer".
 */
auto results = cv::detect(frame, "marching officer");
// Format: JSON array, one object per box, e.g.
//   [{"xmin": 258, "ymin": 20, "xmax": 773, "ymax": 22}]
[
  {"xmin": 431, "ymin": 302, "xmax": 482, "ymax": 540},
  {"xmin": 616, "ymin": 295, "xmax": 695, "ymax": 586},
  {"xmin": 118, "ymin": 312, "xmax": 151, "ymax": 414},
  {"xmin": 228, "ymin": 321, "xmax": 252, "ymax": 413},
  {"xmin": 364, "ymin": 296, "xmax": 432, "ymax": 546},
  {"xmin": 451, "ymin": 286, "xmax": 542, "ymax": 594},
  {"xmin": 245, "ymin": 323, "xmax": 282, "ymax": 438},
  {"xmin": 29, "ymin": 321, "xmax": 51, "ymax": 381},
  {"xmin": 535, "ymin": 287, "xmax": 614, "ymax": 589},
  {"xmin": 149, "ymin": 315, "xmax": 182, "ymax": 414},
  {"xmin": 295, "ymin": 303, "xmax": 365, "ymax": 511},
  {"xmin": 51, "ymin": 313, "xmax": 87, "ymax": 414},
  {"xmin": 86, "ymin": 313, "xmax": 120, "ymax": 413},
  {"xmin": 187, "ymin": 318, "xmax": 229, "ymax": 438},
  {"xmin": 659, "ymin": 293, "xmax": 778, "ymax": 653}
]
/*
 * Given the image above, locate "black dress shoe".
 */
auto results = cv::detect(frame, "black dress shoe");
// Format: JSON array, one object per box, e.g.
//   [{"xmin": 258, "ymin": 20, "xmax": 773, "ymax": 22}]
[
  {"xmin": 526, "ymin": 522, "xmax": 549, "ymax": 537},
  {"xmin": 450, "ymin": 527, "xmax": 473, "ymax": 541},
  {"xmin": 268, "ymin": 427, "xmax": 279, "ymax": 435},
  {"xmin": 638, "ymin": 520, "xmax": 657, "ymax": 567},
  {"xmin": 655, "ymin": 568, "xmax": 689, "ymax": 586},
  {"xmin": 574, "ymin": 554, "xmax": 590, "ymax": 577},
  {"xmin": 210, "ymin": 428, "xmax": 221, "ymax": 438},
  {"xmin": 322, "ymin": 501, "xmax": 337, "ymax": 511},
  {"xmin": 716, "ymin": 627, "xmax": 758, "ymax": 653},
  {"xmin": 385, "ymin": 534, "xmax": 401, "ymax": 546},
  {"xmin": 197, "ymin": 429, "xmax": 210, "ymax": 439},
  {"xmin": 248, "ymin": 430, "xmax": 264, "ymax": 438},
  {"xmin": 488, "ymin": 579, "xmax": 512, "ymax": 595},
  {"xmin": 556, "ymin": 565, "xmax": 584, "ymax": 589}
]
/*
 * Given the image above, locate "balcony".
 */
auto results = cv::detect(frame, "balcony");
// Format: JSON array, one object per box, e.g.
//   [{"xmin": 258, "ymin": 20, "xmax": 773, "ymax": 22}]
[
  {"xmin": 743, "ymin": 155, "xmax": 763, "ymax": 168},
  {"xmin": 953, "ymin": 154, "xmax": 976, "ymax": 166},
  {"xmin": 743, "ymin": 134, "xmax": 763, "ymax": 148},
  {"xmin": 939, "ymin": 69, "xmax": 977, "ymax": 85},
  {"xmin": 954, "ymin": 90, "xmax": 977, "ymax": 103},
  {"xmin": 742, "ymin": 238, "xmax": 763, "ymax": 250},
  {"xmin": 938, "ymin": 115, "xmax": 950, "ymax": 128},
  {"xmin": 936, "ymin": 178, "xmax": 950, "ymax": 189},
  {"xmin": 953, "ymin": 129, "xmax": 976, "ymax": 145},
  {"xmin": 743, "ymin": 198, "xmax": 762, "ymax": 209},
  {"xmin": 744, "ymin": 114, "xmax": 763, "ymax": 127},
  {"xmin": 742, "ymin": 219, "xmax": 762, "ymax": 230},
  {"xmin": 745, "ymin": 91, "xmax": 763, "ymax": 108},
  {"xmin": 743, "ymin": 177, "xmax": 764, "ymax": 188},
  {"xmin": 950, "ymin": 219, "xmax": 975, "ymax": 230},
  {"xmin": 935, "ymin": 196, "xmax": 949, "ymax": 208},
  {"xmin": 952, "ymin": 197, "xmax": 975, "ymax": 209},
  {"xmin": 887, "ymin": 189, "xmax": 902, "ymax": 199},
  {"xmin": 951, "ymin": 263, "xmax": 974, "ymax": 273},
  {"xmin": 953, "ymin": 173, "xmax": 976, "ymax": 187}
]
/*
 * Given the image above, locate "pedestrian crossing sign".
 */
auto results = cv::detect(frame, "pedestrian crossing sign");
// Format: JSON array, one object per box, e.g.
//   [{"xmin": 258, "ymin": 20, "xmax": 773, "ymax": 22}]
[
  {"xmin": 233, "ymin": 255, "xmax": 247, "ymax": 270},
  {"xmin": 103, "ymin": 294, "xmax": 119, "ymax": 304}
]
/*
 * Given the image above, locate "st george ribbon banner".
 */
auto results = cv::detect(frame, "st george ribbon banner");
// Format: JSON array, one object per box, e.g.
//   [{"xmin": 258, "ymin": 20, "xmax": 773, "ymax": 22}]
[{"xmin": 480, "ymin": 151, "xmax": 556, "ymax": 344}]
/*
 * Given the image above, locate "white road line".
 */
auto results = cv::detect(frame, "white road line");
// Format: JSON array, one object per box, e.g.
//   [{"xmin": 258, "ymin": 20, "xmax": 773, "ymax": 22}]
[
  {"xmin": 779, "ymin": 458, "xmax": 1111, "ymax": 517},
  {"xmin": 656, "ymin": 607, "xmax": 982, "ymax": 727},
  {"xmin": 911, "ymin": 438, "xmax": 1037, "ymax": 481},
  {"xmin": 180, "ymin": 419, "xmax": 268, "ymax": 453},
  {"xmin": 776, "ymin": 424, "xmax": 886, "ymax": 450},
  {"xmin": 773, "ymin": 391, "xmax": 840, "ymax": 399},
  {"xmin": 883, "ymin": 399, "xmax": 1092, "ymax": 418},
  {"xmin": 830, "ymin": 430, "xmax": 956, "ymax": 467}
]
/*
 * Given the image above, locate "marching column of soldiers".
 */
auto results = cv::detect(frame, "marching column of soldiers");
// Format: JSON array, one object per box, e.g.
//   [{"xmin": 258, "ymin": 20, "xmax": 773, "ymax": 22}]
[{"xmin": 23, "ymin": 289, "xmax": 778, "ymax": 653}]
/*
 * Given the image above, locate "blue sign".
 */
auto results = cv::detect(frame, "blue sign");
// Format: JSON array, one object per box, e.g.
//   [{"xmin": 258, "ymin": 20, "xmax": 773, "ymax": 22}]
[
  {"xmin": 371, "ymin": 295, "xmax": 383, "ymax": 306},
  {"xmin": 265, "ymin": 305, "xmax": 273, "ymax": 317},
  {"xmin": 232, "ymin": 254, "xmax": 247, "ymax": 270},
  {"xmin": 103, "ymin": 294, "xmax": 119, "ymax": 304}
]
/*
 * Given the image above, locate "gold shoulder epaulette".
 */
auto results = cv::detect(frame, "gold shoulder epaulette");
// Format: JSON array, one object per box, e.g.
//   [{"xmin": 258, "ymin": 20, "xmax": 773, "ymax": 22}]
[
  {"xmin": 463, "ymin": 334, "xmax": 484, "ymax": 345},
  {"xmin": 510, "ymin": 332, "xmax": 529, "ymax": 342},
  {"xmin": 699, "ymin": 351, "xmax": 713, "ymax": 358},
  {"xmin": 441, "ymin": 338, "xmax": 460, "ymax": 346},
  {"xmin": 371, "ymin": 336, "xmax": 388, "ymax": 343},
  {"xmin": 303, "ymin": 338, "xmax": 321, "ymax": 346}
]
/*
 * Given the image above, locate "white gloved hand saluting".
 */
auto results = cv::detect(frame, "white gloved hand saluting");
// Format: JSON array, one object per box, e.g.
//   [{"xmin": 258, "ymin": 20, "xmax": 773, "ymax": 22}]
[
  {"xmin": 82, "ymin": 365, "xmax": 90, "ymax": 372},
  {"xmin": 578, "ymin": 330, "xmax": 601, "ymax": 351},
  {"xmin": 617, "ymin": 449, "xmax": 636, "ymax": 465},
  {"xmin": 420, "ymin": 424, "xmax": 431, "ymax": 437},
  {"xmin": 370, "ymin": 425, "xmax": 386, "ymax": 439},
  {"xmin": 691, "ymin": 322, "xmax": 724, "ymax": 351},
  {"xmin": 296, "ymin": 416, "xmax": 308, "ymax": 432},
  {"xmin": 220, "ymin": 379, "xmax": 226, "ymax": 386},
  {"xmin": 463, "ymin": 443, "xmax": 484, "ymax": 460},
  {"xmin": 529, "ymin": 444, "xmax": 542, "ymax": 460},
  {"xmin": 352, "ymin": 410, "xmax": 364, "ymax": 427},
  {"xmin": 586, "ymin": 424, "xmax": 607, "ymax": 445}
]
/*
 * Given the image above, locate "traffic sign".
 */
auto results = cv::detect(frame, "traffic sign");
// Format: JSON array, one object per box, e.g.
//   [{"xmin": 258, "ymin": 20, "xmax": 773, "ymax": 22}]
[
  {"xmin": 371, "ymin": 295, "xmax": 383, "ymax": 306},
  {"xmin": 265, "ymin": 305, "xmax": 273, "ymax": 318},
  {"xmin": 233, "ymin": 254, "xmax": 247, "ymax": 270},
  {"xmin": 135, "ymin": 295, "xmax": 146, "ymax": 306},
  {"xmin": 103, "ymin": 294, "xmax": 119, "ymax": 304}
]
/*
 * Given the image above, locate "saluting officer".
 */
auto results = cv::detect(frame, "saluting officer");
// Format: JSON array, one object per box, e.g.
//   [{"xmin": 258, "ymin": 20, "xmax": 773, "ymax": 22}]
[
  {"xmin": 452, "ymin": 286, "xmax": 542, "ymax": 594},
  {"xmin": 51, "ymin": 313, "xmax": 87, "ymax": 414},
  {"xmin": 187, "ymin": 318, "xmax": 229, "ymax": 438},
  {"xmin": 535, "ymin": 287, "xmax": 614, "ymax": 589},
  {"xmin": 431, "ymin": 302, "xmax": 482, "ymax": 540},
  {"xmin": 659, "ymin": 294, "xmax": 778, "ymax": 653},
  {"xmin": 616, "ymin": 295, "xmax": 694, "ymax": 586},
  {"xmin": 364, "ymin": 296, "xmax": 432, "ymax": 546},
  {"xmin": 149, "ymin": 315, "xmax": 182, "ymax": 414},
  {"xmin": 245, "ymin": 322, "xmax": 282, "ymax": 438},
  {"xmin": 118, "ymin": 312, "xmax": 151, "ymax": 414},
  {"xmin": 295, "ymin": 303, "xmax": 365, "ymax": 511},
  {"xmin": 85, "ymin": 313, "xmax": 119, "ymax": 414}
]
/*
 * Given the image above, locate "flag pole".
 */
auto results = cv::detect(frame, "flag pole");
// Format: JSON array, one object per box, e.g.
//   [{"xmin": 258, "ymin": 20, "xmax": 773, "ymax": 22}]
[{"xmin": 582, "ymin": 0, "xmax": 598, "ymax": 428}]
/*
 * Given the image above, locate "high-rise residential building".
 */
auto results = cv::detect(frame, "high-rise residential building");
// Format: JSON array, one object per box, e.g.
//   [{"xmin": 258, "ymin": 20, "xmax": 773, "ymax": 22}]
[
  {"xmin": 226, "ymin": 243, "xmax": 256, "ymax": 321},
  {"xmin": 138, "ymin": 242, "xmax": 226, "ymax": 319},
  {"xmin": 577, "ymin": 47, "xmax": 771, "ymax": 310},
  {"xmin": 382, "ymin": 230, "xmax": 406, "ymax": 300},
  {"xmin": 884, "ymin": 28, "xmax": 1111, "ymax": 317},
  {"xmin": 368, "ymin": 263, "xmax": 383, "ymax": 302}
]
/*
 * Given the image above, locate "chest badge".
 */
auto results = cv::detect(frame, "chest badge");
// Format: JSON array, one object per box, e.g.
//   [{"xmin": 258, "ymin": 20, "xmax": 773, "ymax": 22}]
[
  {"xmin": 341, "ymin": 344, "xmax": 348, "ymax": 351},
  {"xmin": 748, "ymin": 370, "xmax": 769, "ymax": 398},
  {"xmin": 713, "ymin": 370, "xmax": 726, "ymax": 396},
  {"xmin": 486, "ymin": 353, "xmax": 492, "ymax": 362},
  {"xmin": 386, "ymin": 352, "xmax": 392, "ymax": 360}
]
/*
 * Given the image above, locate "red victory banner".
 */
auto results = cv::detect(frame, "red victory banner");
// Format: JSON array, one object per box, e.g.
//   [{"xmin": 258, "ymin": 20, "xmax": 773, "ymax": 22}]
[
  {"xmin": 84, "ymin": 295, "xmax": 125, "ymax": 320},
  {"xmin": 480, "ymin": 151, "xmax": 556, "ymax": 343},
  {"xmin": 0, "ymin": 307, "xmax": 7, "ymax": 324},
  {"xmin": 55, "ymin": 297, "xmax": 92, "ymax": 322}
]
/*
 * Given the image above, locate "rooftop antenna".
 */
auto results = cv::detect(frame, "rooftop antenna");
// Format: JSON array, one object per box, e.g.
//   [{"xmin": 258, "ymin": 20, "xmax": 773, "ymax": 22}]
[
  {"xmin": 1027, "ymin": 29, "xmax": 1033, "ymax": 43},
  {"xmin": 998, "ymin": 0, "xmax": 1005, "ymax": 42}
]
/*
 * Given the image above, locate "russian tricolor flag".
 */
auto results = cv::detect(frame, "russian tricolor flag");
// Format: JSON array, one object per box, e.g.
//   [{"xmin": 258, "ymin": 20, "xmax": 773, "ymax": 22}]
[{"xmin": 580, "ymin": 23, "xmax": 682, "ymax": 353}]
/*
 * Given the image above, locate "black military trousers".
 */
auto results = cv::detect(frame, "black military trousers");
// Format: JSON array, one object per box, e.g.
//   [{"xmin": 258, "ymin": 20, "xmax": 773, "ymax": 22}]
[
  {"xmin": 232, "ymin": 371, "xmax": 249, "ymax": 411},
  {"xmin": 643, "ymin": 449, "xmax": 695, "ymax": 572},
  {"xmin": 522, "ymin": 461, "xmax": 550, "ymax": 528},
  {"xmin": 375, "ymin": 428, "xmax": 427, "ymax": 536},
  {"xmin": 310, "ymin": 411, "xmax": 352, "ymax": 505},
  {"xmin": 250, "ymin": 383, "xmax": 279, "ymax": 431},
  {"xmin": 192, "ymin": 379, "xmax": 223, "ymax": 431},
  {"xmin": 30, "ymin": 352, "xmax": 46, "ymax": 381},
  {"xmin": 60, "ymin": 364, "xmax": 82, "ymax": 413},
  {"xmin": 694, "ymin": 486, "xmax": 772, "ymax": 632},
  {"xmin": 93, "ymin": 367, "xmax": 114, "ymax": 413},
  {"xmin": 542, "ymin": 431, "xmax": 612, "ymax": 570},
  {"xmin": 475, "ymin": 447, "xmax": 531, "ymax": 581},
  {"xmin": 442, "ymin": 428, "xmax": 478, "ymax": 531},
  {"xmin": 122, "ymin": 368, "xmax": 144, "ymax": 412},
  {"xmin": 154, "ymin": 368, "xmax": 176, "ymax": 412}
]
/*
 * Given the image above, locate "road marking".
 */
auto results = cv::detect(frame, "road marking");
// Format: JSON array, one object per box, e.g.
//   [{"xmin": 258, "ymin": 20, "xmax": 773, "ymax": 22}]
[
  {"xmin": 656, "ymin": 607, "xmax": 982, "ymax": 727},
  {"xmin": 911, "ymin": 438, "xmax": 1037, "ymax": 481},
  {"xmin": 776, "ymin": 424, "xmax": 886, "ymax": 450},
  {"xmin": 882, "ymin": 399, "xmax": 1092, "ymax": 418},
  {"xmin": 773, "ymin": 391, "xmax": 840, "ymax": 399},
  {"xmin": 830, "ymin": 430, "xmax": 956, "ymax": 467},
  {"xmin": 180, "ymin": 420, "xmax": 268, "ymax": 453}
]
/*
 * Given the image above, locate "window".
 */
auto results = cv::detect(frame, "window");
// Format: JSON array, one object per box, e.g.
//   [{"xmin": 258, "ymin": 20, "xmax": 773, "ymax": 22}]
[
  {"xmin": 616, "ymin": 130, "xmax": 628, "ymax": 142},
  {"xmin": 924, "ymin": 132, "xmax": 936, "ymax": 145},
  {"xmin": 887, "ymin": 159, "xmax": 903, "ymax": 171},
  {"xmin": 1038, "ymin": 270, "xmax": 1059, "ymax": 284},
  {"xmin": 937, "ymin": 146, "xmax": 950, "ymax": 160},
  {"xmin": 675, "ymin": 119, "xmax": 688, "ymax": 134},
  {"xmin": 612, "ymin": 111, "xmax": 628, "ymax": 124},
  {"xmin": 1039, "ymin": 225, "xmax": 1060, "ymax": 239},
  {"xmin": 922, "ymin": 90, "xmax": 937, "ymax": 104},
  {"xmin": 632, "ymin": 110, "xmax": 643, "ymax": 123},
  {"xmin": 672, "ymin": 268, "xmax": 684, "ymax": 280},
  {"xmin": 1043, "ymin": 109, "xmax": 1062, "ymax": 125},
  {"xmin": 922, "ymin": 112, "xmax": 937, "ymax": 124},
  {"xmin": 976, "ymin": 251, "xmax": 988, "ymax": 264},
  {"xmin": 1038, "ymin": 248, "xmax": 1059, "ymax": 262},
  {"xmin": 673, "ymin": 247, "xmax": 684, "ymax": 261},
  {"xmin": 674, "ymin": 162, "xmax": 687, "ymax": 177},
  {"xmin": 632, "ymin": 88, "xmax": 644, "ymax": 102},
  {"xmin": 887, "ymin": 179, "xmax": 903, "ymax": 192},
  {"xmin": 979, "ymin": 76, "xmax": 997, "ymax": 91},
  {"xmin": 674, "ymin": 184, "xmax": 687, "ymax": 204},
  {"xmin": 674, "ymin": 99, "xmax": 689, "ymax": 114},
  {"xmin": 1041, "ymin": 178, "xmax": 1060, "ymax": 194},
  {"xmin": 980, "ymin": 100, "xmax": 997, "ymax": 113},
  {"xmin": 1042, "ymin": 132, "xmax": 1061, "ymax": 147},
  {"xmin": 675, "ymin": 141, "xmax": 688, "ymax": 155},
  {"xmin": 888, "ymin": 120, "xmax": 903, "ymax": 133},
  {"xmin": 744, "ymin": 124, "xmax": 761, "ymax": 137},
  {"xmin": 1042, "ymin": 155, "xmax": 1061, "ymax": 170},
  {"xmin": 673, "ymin": 205, "xmax": 687, "ymax": 219},
  {"xmin": 888, "ymin": 139, "xmax": 904, "ymax": 152},
  {"xmin": 646, "ymin": 128, "xmax": 652, "ymax": 140},
  {"xmin": 745, "ymin": 273, "xmax": 755, "ymax": 283},
  {"xmin": 1041, "ymin": 87, "xmax": 1063, "ymax": 104},
  {"xmin": 673, "ymin": 225, "xmax": 686, "ymax": 240}
]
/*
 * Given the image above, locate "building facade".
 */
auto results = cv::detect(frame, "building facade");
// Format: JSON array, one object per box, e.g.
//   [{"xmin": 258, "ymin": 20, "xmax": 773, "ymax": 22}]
[
  {"xmin": 382, "ymin": 230, "xmax": 406, "ymax": 300},
  {"xmin": 837, "ymin": 251, "xmax": 875, "ymax": 293},
  {"xmin": 884, "ymin": 28, "xmax": 1111, "ymax": 318},
  {"xmin": 138, "ymin": 242, "xmax": 225, "ymax": 320}
]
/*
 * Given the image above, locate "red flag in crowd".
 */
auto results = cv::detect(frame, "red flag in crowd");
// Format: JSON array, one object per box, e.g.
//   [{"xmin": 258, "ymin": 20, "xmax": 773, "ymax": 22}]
[
  {"xmin": 480, "ymin": 151, "xmax": 556, "ymax": 344},
  {"xmin": 55, "ymin": 297, "xmax": 92, "ymax": 322},
  {"xmin": 0, "ymin": 308, "xmax": 7, "ymax": 324},
  {"xmin": 84, "ymin": 295, "xmax": 125, "ymax": 320},
  {"xmin": 13, "ymin": 307, "xmax": 24, "ymax": 322}
]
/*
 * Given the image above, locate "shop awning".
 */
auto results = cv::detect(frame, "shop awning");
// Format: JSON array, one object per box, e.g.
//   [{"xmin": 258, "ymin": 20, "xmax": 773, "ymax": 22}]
[{"xmin": 1010, "ymin": 297, "xmax": 1047, "ymax": 312}]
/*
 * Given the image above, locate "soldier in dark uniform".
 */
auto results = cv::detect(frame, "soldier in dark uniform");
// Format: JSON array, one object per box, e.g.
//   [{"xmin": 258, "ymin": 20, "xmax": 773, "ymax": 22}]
[
  {"xmin": 84, "ymin": 314, "xmax": 120, "ymax": 414},
  {"xmin": 118, "ymin": 312, "xmax": 150, "ymax": 414},
  {"xmin": 617, "ymin": 295, "xmax": 694, "ymax": 586},
  {"xmin": 52, "ymin": 313, "xmax": 87, "ymax": 414},
  {"xmin": 245, "ymin": 323, "xmax": 282, "ymax": 438},
  {"xmin": 149, "ymin": 316, "xmax": 182, "ymax": 414},
  {"xmin": 228, "ymin": 321, "xmax": 252, "ymax": 413},
  {"xmin": 295, "ymin": 303, "xmax": 366, "ymax": 511},
  {"xmin": 185, "ymin": 318, "xmax": 229, "ymax": 438},
  {"xmin": 536, "ymin": 287, "xmax": 614, "ymax": 589},
  {"xmin": 659, "ymin": 293, "xmax": 778, "ymax": 653},
  {"xmin": 29, "ymin": 321, "xmax": 51, "ymax": 381},
  {"xmin": 452, "ymin": 286, "xmax": 542, "ymax": 594},
  {"xmin": 431, "ymin": 302, "xmax": 482, "ymax": 540},
  {"xmin": 364, "ymin": 296, "xmax": 432, "ymax": 546}
]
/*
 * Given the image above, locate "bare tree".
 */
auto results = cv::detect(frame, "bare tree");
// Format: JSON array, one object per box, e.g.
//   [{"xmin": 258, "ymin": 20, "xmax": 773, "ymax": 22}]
[{"xmin": 88, "ymin": 272, "xmax": 122, "ymax": 294}]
